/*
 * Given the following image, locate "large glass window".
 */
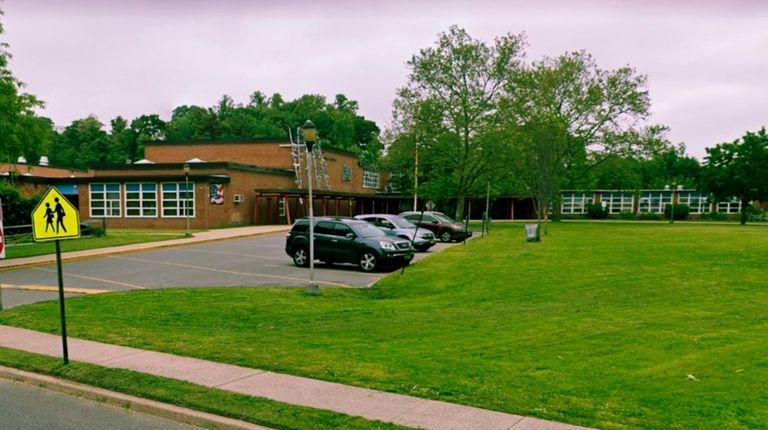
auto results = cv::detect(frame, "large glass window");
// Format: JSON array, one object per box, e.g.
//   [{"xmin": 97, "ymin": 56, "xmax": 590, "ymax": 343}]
[
  {"xmin": 717, "ymin": 198, "xmax": 742, "ymax": 214},
  {"xmin": 678, "ymin": 192, "xmax": 709, "ymax": 214},
  {"xmin": 90, "ymin": 183, "xmax": 121, "ymax": 217},
  {"xmin": 161, "ymin": 182, "xmax": 195, "ymax": 218},
  {"xmin": 363, "ymin": 170, "xmax": 379, "ymax": 188},
  {"xmin": 561, "ymin": 192, "xmax": 593, "ymax": 214},
  {"xmin": 638, "ymin": 191, "xmax": 672, "ymax": 214},
  {"xmin": 601, "ymin": 192, "xmax": 634, "ymax": 214},
  {"xmin": 125, "ymin": 183, "xmax": 157, "ymax": 217}
]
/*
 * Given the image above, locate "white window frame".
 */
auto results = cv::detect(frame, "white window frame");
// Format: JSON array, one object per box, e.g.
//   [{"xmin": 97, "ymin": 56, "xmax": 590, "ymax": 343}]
[
  {"xmin": 561, "ymin": 192, "xmax": 593, "ymax": 214},
  {"xmin": 363, "ymin": 170, "xmax": 379, "ymax": 189},
  {"xmin": 161, "ymin": 182, "xmax": 195, "ymax": 218},
  {"xmin": 90, "ymin": 183, "xmax": 121, "ymax": 218},
  {"xmin": 717, "ymin": 198, "xmax": 742, "ymax": 214},
  {"xmin": 125, "ymin": 182, "xmax": 158, "ymax": 218},
  {"xmin": 602, "ymin": 192, "xmax": 634, "ymax": 214},
  {"xmin": 342, "ymin": 165, "xmax": 353, "ymax": 182},
  {"xmin": 677, "ymin": 192, "xmax": 708, "ymax": 214},
  {"xmin": 638, "ymin": 192, "xmax": 672, "ymax": 214}
]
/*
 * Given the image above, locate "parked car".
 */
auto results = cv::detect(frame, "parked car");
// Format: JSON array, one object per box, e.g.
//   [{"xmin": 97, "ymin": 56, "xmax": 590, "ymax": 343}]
[
  {"xmin": 285, "ymin": 217, "xmax": 414, "ymax": 272},
  {"xmin": 399, "ymin": 211, "xmax": 472, "ymax": 243},
  {"xmin": 354, "ymin": 214, "xmax": 437, "ymax": 252}
]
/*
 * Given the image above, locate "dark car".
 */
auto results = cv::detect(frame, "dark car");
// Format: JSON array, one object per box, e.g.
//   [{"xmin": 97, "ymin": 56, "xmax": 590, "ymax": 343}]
[
  {"xmin": 399, "ymin": 211, "xmax": 472, "ymax": 243},
  {"xmin": 354, "ymin": 214, "xmax": 436, "ymax": 251},
  {"xmin": 285, "ymin": 217, "xmax": 414, "ymax": 272}
]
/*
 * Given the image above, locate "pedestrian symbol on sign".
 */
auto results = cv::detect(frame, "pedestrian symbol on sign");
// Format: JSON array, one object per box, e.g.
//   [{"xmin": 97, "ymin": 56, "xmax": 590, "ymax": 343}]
[{"xmin": 32, "ymin": 187, "xmax": 80, "ymax": 242}]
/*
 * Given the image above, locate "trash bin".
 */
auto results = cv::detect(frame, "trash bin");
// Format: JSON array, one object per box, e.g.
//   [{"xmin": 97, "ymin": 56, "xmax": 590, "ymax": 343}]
[{"xmin": 524, "ymin": 224, "xmax": 540, "ymax": 242}]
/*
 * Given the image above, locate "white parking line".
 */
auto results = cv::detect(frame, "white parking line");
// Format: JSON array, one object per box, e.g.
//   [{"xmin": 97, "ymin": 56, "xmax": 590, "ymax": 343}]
[
  {"xmin": 110, "ymin": 255, "xmax": 356, "ymax": 288},
  {"xmin": 31, "ymin": 267, "xmax": 147, "ymax": 290},
  {"xmin": 180, "ymin": 249, "xmax": 286, "ymax": 261}
]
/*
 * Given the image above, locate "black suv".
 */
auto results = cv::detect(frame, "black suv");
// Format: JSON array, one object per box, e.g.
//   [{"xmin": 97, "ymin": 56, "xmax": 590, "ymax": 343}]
[{"xmin": 285, "ymin": 217, "xmax": 414, "ymax": 272}]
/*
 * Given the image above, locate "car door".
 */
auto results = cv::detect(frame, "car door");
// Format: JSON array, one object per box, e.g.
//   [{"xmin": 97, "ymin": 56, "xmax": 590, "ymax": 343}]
[
  {"xmin": 313, "ymin": 221, "xmax": 336, "ymax": 261},
  {"xmin": 331, "ymin": 223, "xmax": 357, "ymax": 262}
]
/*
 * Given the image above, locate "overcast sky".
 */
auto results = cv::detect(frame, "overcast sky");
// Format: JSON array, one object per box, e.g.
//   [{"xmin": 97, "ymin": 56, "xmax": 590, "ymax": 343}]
[{"xmin": 2, "ymin": 0, "xmax": 767, "ymax": 160}]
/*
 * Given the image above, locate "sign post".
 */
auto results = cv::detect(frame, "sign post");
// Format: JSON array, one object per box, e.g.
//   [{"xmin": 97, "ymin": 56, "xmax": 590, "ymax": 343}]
[
  {"xmin": 32, "ymin": 187, "xmax": 81, "ymax": 364},
  {"xmin": 0, "ymin": 197, "xmax": 5, "ymax": 311}
]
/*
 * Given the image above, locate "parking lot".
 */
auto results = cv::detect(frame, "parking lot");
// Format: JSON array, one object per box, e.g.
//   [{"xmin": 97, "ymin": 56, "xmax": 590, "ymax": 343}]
[{"xmin": 0, "ymin": 232, "xmax": 462, "ymax": 309}]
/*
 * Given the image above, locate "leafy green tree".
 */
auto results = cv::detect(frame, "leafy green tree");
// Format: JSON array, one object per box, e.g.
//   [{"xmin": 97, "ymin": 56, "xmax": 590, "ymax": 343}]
[
  {"xmin": 702, "ymin": 128, "xmax": 768, "ymax": 225},
  {"xmin": 50, "ymin": 116, "xmax": 112, "ymax": 169},
  {"xmin": 0, "ymin": 10, "xmax": 48, "ymax": 164},
  {"xmin": 392, "ymin": 26, "xmax": 525, "ymax": 220}
]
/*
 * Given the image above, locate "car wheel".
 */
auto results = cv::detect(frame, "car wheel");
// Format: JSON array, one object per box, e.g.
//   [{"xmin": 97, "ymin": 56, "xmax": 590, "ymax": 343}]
[
  {"xmin": 292, "ymin": 247, "xmax": 309, "ymax": 267},
  {"xmin": 440, "ymin": 231, "xmax": 453, "ymax": 242},
  {"xmin": 358, "ymin": 251, "xmax": 378, "ymax": 272}
]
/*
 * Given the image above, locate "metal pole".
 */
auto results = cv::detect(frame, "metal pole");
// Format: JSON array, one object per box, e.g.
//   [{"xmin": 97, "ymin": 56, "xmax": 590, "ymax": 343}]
[
  {"xmin": 413, "ymin": 142, "xmax": 419, "ymax": 211},
  {"xmin": 307, "ymin": 149, "xmax": 318, "ymax": 295},
  {"xmin": 185, "ymin": 173, "xmax": 192, "ymax": 236},
  {"xmin": 55, "ymin": 240, "xmax": 69, "ymax": 364}
]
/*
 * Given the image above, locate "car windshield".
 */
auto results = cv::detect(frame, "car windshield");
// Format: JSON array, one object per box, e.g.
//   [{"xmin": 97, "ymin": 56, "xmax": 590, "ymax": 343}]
[
  {"xmin": 433, "ymin": 212, "xmax": 457, "ymax": 223},
  {"xmin": 351, "ymin": 222, "xmax": 387, "ymax": 238},
  {"xmin": 389, "ymin": 216, "xmax": 417, "ymax": 229}
]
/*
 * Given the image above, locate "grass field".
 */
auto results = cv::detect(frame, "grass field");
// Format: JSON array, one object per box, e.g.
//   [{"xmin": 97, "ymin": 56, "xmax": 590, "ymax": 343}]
[
  {"xmin": 1, "ymin": 222, "xmax": 766, "ymax": 429},
  {"xmin": 3, "ymin": 229, "xmax": 186, "ymax": 259}
]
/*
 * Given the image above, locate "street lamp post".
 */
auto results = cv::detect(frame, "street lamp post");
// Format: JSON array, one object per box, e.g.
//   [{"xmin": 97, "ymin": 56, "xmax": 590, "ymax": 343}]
[
  {"xmin": 302, "ymin": 120, "xmax": 319, "ymax": 295},
  {"xmin": 183, "ymin": 163, "xmax": 191, "ymax": 236}
]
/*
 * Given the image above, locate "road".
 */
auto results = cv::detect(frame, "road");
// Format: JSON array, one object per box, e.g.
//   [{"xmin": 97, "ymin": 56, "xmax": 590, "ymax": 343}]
[
  {"xmin": 0, "ymin": 379, "xmax": 198, "ymax": 430},
  {"xmin": 0, "ymin": 232, "xmax": 463, "ymax": 309}
]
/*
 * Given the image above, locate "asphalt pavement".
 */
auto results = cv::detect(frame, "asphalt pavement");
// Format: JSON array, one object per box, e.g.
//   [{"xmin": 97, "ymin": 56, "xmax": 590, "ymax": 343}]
[{"xmin": 0, "ymin": 226, "xmax": 459, "ymax": 309}]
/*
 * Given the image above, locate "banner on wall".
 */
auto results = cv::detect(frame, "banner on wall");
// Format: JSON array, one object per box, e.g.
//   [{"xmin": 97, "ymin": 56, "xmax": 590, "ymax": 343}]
[{"xmin": 210, "ymin": 184, "xmax": 225, "ymax": 204}]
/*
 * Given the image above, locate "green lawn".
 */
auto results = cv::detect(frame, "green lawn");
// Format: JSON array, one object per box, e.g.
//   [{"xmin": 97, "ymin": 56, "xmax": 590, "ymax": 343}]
[
  {"xmin": 1, "ymin": 222, "xmax": 767, "ymax": 429},
  {"xmin": 3, "ymin": 229, "xmax": 186, "ymax": 259}
]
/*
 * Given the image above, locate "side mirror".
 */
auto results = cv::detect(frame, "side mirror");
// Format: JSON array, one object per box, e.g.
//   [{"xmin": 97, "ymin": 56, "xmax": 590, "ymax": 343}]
[
  {"xmin": 346, "ymin": 232, "xmax": 355, "ymax": 239},
  {"xmin": 431, "ymin": 220, "xmax": 438, "ymax": 224}
]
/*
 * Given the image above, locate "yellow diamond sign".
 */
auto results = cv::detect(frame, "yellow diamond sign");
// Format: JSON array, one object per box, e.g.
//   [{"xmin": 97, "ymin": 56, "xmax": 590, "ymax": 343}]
[{"xmin": 32, "ymin": 187, "xmax": 81, "ymax": 242}]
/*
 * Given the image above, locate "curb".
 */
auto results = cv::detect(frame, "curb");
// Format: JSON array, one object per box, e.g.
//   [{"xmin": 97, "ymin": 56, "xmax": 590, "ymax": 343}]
[{"xmin": 0, "ymin": 365, "xmax": 272, "ymax": 430}]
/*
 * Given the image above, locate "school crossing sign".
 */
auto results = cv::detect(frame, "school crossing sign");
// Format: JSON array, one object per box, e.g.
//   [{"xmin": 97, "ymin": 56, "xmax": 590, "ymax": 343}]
[{"xmin": 32, "ymin": 187, "xmax": 81, "ymax": 242}]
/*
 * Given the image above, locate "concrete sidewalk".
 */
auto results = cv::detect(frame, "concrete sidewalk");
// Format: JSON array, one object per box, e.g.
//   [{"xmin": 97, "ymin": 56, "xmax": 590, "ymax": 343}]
[
  {"xmin": 0, "ymin": 325, "xmax": 593, "ymax": 430},
  {"xmin": 0, "ymin": 225, "xmax": 291, "ymax": 270}
]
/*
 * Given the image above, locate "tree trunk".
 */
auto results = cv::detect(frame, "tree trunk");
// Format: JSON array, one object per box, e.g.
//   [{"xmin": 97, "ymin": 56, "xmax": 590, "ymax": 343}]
[
  {"xmin": 741, "ymin": 199, "xmax": 749, "ymax": 225},
  {"xmin": 455, "ymin": 194, "xmax": 466, "ymax": 222}
]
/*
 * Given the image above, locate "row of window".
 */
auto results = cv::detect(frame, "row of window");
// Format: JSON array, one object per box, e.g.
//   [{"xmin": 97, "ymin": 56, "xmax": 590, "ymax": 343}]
[
  {"xmin": 90, "ymin": 183, "xmax": 194, "ymax": 218},
  {"xmin": 561, "ymin": 192, "xmax": 744, "ymax": 215}
]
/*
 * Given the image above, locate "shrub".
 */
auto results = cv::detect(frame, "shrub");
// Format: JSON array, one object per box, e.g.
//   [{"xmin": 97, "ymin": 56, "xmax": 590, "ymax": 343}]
[
  {"xmin": 586, "ymin": 203, "xmax": 608, "ymax": 219},
  {"xmin": 664, "ymin": 204, "xmax": 690, "ymax": 221},
  {"xmin": 639, "ymin": 212, "xmax": 661, "ymax": 221},
  {"xmin": 618, "ymin": 211, "xmax": 636, "ymax": 220},
  {"xmin": 700, "ymin": 211, "xmax": 728, "ymax": 221},
  {"xmin": 0, "ymin": 183, "xmax": 40, "ymax": 226},
  {"xmin": 746, "ymin": 206, "xmax": 767, "ymax": 222}
]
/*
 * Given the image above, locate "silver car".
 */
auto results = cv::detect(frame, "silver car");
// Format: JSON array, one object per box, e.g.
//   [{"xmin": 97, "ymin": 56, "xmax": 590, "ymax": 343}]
[{"xmin": 354, "ymin": 214, "xmax": 437, "ymax": 251}]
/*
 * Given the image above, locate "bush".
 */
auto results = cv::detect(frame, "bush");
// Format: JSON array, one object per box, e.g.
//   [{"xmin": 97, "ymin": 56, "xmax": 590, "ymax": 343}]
[
  {"xmin": 746, "ymin": 206, "xmax": 767, "ymax": 222},
  {"xmin": 586, "ymin": 203, "xmax": 608, "ymax": 219},
  {"xmin": 700, "ymin": 211, "xmax": 728, "ymax": 221},
  {"xmin": 639, "ymin": 212, "xmax": 661, "ymax": 221},
  {"xmin": 618, "ymin": 211, "xmax": 636, "ymax": 220},
  {"xmin": 664, "ymin": 204, "xmax": 690, "ymax": 221},
  {"xmin": 0, "ymin": 183, "xmax": 40, "ymax": 226}
]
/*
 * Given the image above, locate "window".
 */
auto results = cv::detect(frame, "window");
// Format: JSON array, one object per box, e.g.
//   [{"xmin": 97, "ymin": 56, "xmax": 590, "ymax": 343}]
[
  {"xmin": 125, "ymin": 183, "xmax": 157, "ymax": 217},
  {"xmin": 363, "ymin": 170, "xmax": 379, "ymax": 188},
  {"xmin": 333, "ymin": 223, "xmax": 353, "ymax": 237},
  {"xmin": 342, "ymin": 165, "xmax": 353, "ymax": 182},
  {"xmin": 278, "ymin": 199, "xmax": 286, "ymax": 217},
  {"xmin": 601, "ymin": 192, "xmax": 634, "ymax": 214},
  {"xmin": 561, "ymin": 192, "xmax": 593, "ymax": 214},
  {"xmin": 161, "ymin": 182, "xmax": 194, "ymax": 218},
  {"xmin": 90, "ymin": 183, "xmax": 121, "ymax": 217},
  {"xmin": 638, "ymin": 191, "xmax": 672, "ymax": 214},
  {"xmin": 717, "ymin": 198, "xmax": 742, "ymax": 214},
  {"xmin": 315, "ymin": 221, "xmax": 335, "ymax": 235},
  {"xmin": 678, "ymin": 192, "xmax": 709, "ymax": 214}
]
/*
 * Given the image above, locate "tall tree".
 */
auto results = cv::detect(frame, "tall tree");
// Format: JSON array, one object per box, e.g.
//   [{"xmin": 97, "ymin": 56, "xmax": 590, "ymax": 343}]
[
  {"xmin": 0, "ymin": 9, "xmax": 48, "ymax": 164},
  {"xmin": 702, "ymin": 128, "xmax": 768, "ymax": 225},
  {"xmin": 50, "ymin": 116, "xmax": 112, "ymax": 169},
  {"xmin": 392, "ymin": 26, "xmax": 525, "ymax": 220}
]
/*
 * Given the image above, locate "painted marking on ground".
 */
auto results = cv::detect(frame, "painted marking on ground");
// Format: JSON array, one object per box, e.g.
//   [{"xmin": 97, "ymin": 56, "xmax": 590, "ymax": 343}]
[
  {"xmin": 180, "ymin": 249, "xmax": 285, "ymax": 261},
  {"xmin": 110, "ymin": 255, "xmax": 356, "ymax": 288},
  {"xmin": 31, "ymin": 267, "xmax": 147, "ymax": 290},
  {"xmin": 0, "ymin": 284, "xmax": 110, "ymax": 295}
]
